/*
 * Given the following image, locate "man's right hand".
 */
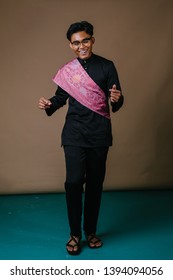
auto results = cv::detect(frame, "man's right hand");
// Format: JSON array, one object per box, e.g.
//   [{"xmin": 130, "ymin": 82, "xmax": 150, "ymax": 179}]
[{"xmin": 38, "ymin": 97, "xmax": 52, "ymax": 110}]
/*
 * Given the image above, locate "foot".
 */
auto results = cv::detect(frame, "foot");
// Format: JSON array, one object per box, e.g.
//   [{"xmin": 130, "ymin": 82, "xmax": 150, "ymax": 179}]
[
  {"xmin": 66, "ymin": 235, "xmax": 81, "ymax": 255},
  {"xmin": 86, "ymin": 233, "xmax": 103, "ymax": 249}
]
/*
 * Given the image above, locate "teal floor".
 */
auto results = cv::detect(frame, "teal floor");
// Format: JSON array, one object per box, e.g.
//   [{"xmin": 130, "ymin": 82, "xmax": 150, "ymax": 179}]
[{"xmin": 0, "ymin": 190, "xmax": 173, "ymax": 260}]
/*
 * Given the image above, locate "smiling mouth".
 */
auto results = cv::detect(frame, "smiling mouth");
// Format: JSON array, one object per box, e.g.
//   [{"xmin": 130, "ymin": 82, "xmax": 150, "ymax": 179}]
[{"xmin": 79, "ymin": 50, "xmax": 88, "ymax": 55}]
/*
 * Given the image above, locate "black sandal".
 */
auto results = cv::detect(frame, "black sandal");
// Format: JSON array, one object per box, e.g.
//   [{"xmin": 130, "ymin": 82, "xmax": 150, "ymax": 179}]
[
  {"xmin": 66, "ymin": 235, "xmax": 81, "ymax": 255},
  {"xmin": 85, "ymin": 233, "xmax": 103, "ymax": 249}
]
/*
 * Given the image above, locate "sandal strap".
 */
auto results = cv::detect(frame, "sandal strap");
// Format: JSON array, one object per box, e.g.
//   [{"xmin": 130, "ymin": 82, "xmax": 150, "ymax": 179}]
[
  {"xmin": 66, "ymin": 235, "xmax": 81, "ymax": 255},
  {"xmin": 87, "ymin": 234, "xmax": 101, "ymax": 244},
  {"xmin": 66, "ymin": 235, "xmax": 81, "ymax": 248}
]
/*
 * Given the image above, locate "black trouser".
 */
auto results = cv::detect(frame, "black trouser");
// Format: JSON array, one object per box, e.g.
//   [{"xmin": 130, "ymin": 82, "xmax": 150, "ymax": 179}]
[{"xmin": 63, "ymin": 146, "xmax": 109, "ymax": 236}]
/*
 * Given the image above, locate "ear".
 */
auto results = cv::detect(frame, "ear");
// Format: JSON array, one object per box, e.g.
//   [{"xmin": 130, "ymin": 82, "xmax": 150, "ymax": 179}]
[
  {"xmin": 91, "ymin": 37, "xmax": 95, "ymax": 44},
  {"xmin": 69, "ymin": 42, "xmax": 73, "ymax": 49}
]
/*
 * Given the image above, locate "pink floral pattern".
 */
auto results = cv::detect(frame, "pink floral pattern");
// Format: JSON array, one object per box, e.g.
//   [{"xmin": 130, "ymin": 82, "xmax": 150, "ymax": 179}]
[{"xmin": 52, "ymin": 59, "xmax": 110, "ymax": 119}]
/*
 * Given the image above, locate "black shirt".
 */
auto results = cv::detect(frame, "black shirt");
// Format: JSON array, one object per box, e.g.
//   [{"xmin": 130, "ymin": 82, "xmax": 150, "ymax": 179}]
[{"xmin": 46, "ymin": 53, "xmax": 124, "ymax": 147}]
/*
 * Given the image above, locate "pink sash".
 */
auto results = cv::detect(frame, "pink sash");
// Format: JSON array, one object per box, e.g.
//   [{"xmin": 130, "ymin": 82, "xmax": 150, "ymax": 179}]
[{"xmin": 52, "ymin": 58, "xmax": 110, "ymax": 119}]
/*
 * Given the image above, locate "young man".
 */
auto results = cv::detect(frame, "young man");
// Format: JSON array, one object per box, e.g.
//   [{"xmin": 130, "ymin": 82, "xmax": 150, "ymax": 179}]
[{"xmin": 39, "ymin": 21, "xmax": 124, "ymax": 255}]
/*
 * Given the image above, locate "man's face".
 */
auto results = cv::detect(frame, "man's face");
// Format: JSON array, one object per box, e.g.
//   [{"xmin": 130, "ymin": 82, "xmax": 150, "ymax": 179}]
[{"xmin": 70, "ymin": 31, "xmax": 95, "ymax": 60}]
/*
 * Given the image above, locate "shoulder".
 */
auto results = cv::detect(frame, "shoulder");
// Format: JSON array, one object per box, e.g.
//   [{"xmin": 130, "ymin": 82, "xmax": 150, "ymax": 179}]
[
  {"xmin": 93, "ymin": 54, "xmax": 118, "ymax": 76},
  {"xmin": 93, "ymin": 54, "xmax": 117, "ymax": 73},
  {"xmin": 93, "ymin": 54, "xmax": 114, "ymax": 65}
]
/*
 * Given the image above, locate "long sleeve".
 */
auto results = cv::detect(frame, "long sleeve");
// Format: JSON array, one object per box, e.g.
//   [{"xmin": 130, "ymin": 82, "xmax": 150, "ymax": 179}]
[
  {"xmin": 111, "ymin": 94, "xmax": 124, "ymax": 112},
  {"xmin": 45, "ymin": 87, "xmax": 69, "ymax": 116},
  {"xmin": 106, "ymin": 60, "xmax": 124, "ymax": 113}
]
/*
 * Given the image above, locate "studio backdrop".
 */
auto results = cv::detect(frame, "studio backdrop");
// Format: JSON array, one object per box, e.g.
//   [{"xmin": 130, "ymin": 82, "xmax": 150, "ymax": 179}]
[{"xmin": 0, "ymin": 0, "xmax": 173, "ymax": 194}]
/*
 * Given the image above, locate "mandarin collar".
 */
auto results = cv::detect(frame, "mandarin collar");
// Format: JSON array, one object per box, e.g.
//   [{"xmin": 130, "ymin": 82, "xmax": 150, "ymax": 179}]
[{"xmin": 77, "ymin": 53, "xmax": 95, "ymax": 64}]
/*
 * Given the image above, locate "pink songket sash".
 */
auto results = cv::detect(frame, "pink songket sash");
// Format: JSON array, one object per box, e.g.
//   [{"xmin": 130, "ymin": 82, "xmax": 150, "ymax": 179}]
[{"xmin": 52, "ymin": 58, "xmax": 110, "ymax": 119}]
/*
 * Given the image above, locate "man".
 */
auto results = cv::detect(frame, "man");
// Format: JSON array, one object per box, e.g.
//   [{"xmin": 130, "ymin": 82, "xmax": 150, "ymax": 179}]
[{"xmin": 39, "ymin": 21, "xmax": 124, "ymax": 255}]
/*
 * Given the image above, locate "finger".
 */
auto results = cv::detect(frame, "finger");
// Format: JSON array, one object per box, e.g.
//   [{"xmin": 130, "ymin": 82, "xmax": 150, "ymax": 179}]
[
  {"xmin": 110, "ymin": 93, "xmax": 121, "ymax": 102},
  {"xmin": 40, "ymin": 98, "xmax": 51, "ymax": 106},
  {"xmin": 110, "ymin": 92, "xmax": 121, "ymax": 98},
  {"xmin": 38, "ymin": 101, "xmax": 44, "ymax": 108},
  {"xmin": 39, "ymin": 104, "xmax": 45, "ymax": 109},
  {"xmin": 110, "ymin": 84, "xmax": 116, "ymax": 89},
  {"xmin": 109, "ymin": 87, "xmax": 120, "ymax": 95},
  {"xmin": 110, "ymin": 97, "xmax": 116, "ymax": 102},
  {"xmin": 42, "ymin": 98, "xmax": 51, "ymax": 105},
  {"xmin": 39, "ymin": 101, "xmax": 47, "ymax": 108}
]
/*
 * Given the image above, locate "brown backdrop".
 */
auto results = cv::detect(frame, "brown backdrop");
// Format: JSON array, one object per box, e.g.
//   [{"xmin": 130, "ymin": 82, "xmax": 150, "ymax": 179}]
[{"xmin": 0, "ymin": 0, "xmax": 173, "ymax": 194}]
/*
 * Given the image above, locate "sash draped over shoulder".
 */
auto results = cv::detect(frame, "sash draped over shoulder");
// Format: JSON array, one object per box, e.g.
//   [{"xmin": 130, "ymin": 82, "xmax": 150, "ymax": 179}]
[{"xmin": 52, "ymin": 58, "xmax": 110, "ymax": 119}]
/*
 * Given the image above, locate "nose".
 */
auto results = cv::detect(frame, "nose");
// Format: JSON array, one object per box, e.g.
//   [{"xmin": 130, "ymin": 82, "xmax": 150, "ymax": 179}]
[{"xmin": 78, "ymin": 42, "xmax": 86, "ymax": 48}]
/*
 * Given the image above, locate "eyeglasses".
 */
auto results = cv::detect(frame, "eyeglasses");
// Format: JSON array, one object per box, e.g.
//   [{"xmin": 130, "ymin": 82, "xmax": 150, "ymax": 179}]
[{"xmin": 71, "ymin": 37, "xmax": 92, "ymax": 47}]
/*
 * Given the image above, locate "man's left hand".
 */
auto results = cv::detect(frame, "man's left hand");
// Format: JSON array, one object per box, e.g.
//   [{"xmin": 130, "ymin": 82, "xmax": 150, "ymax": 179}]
[{"xmin": 109, "ymin": 84, "xmax": 121, "ymax": 103}]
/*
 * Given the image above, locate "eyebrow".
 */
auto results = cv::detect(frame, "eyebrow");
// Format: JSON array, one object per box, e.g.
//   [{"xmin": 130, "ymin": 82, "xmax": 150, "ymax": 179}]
[{"xmin": 71, "ymin": 37, "xmax": 91, "ymax": 44}]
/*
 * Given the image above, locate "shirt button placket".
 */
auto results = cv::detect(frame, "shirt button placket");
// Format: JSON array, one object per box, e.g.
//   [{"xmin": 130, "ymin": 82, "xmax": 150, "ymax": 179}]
[{"xmin": 84, "ymin": 60, "xmax": 87, "ymax": 70}]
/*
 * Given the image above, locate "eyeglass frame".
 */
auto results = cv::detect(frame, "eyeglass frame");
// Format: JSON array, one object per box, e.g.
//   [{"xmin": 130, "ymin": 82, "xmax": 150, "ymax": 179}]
[{"xmin": 70, "ymin": 36, "xmax": 92, "ymax": 47}]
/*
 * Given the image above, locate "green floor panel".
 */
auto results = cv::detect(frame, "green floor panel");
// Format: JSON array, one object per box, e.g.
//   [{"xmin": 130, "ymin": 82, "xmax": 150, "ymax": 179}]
[{"xmin": 0, "ymin": 190, "xmax": 173, "ymax": 260}]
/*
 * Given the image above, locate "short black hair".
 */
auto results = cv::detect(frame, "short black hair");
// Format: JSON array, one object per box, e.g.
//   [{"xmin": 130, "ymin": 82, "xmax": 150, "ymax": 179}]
[{"xmin": 66, "ymin": 21, "xmax": 94, "ymax": 41}]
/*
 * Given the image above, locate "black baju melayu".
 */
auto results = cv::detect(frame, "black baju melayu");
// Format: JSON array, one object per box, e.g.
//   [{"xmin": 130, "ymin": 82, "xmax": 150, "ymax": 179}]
[{"xmin": 46, "ymin": 53, "xmax": 124, "ymax": 236}]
